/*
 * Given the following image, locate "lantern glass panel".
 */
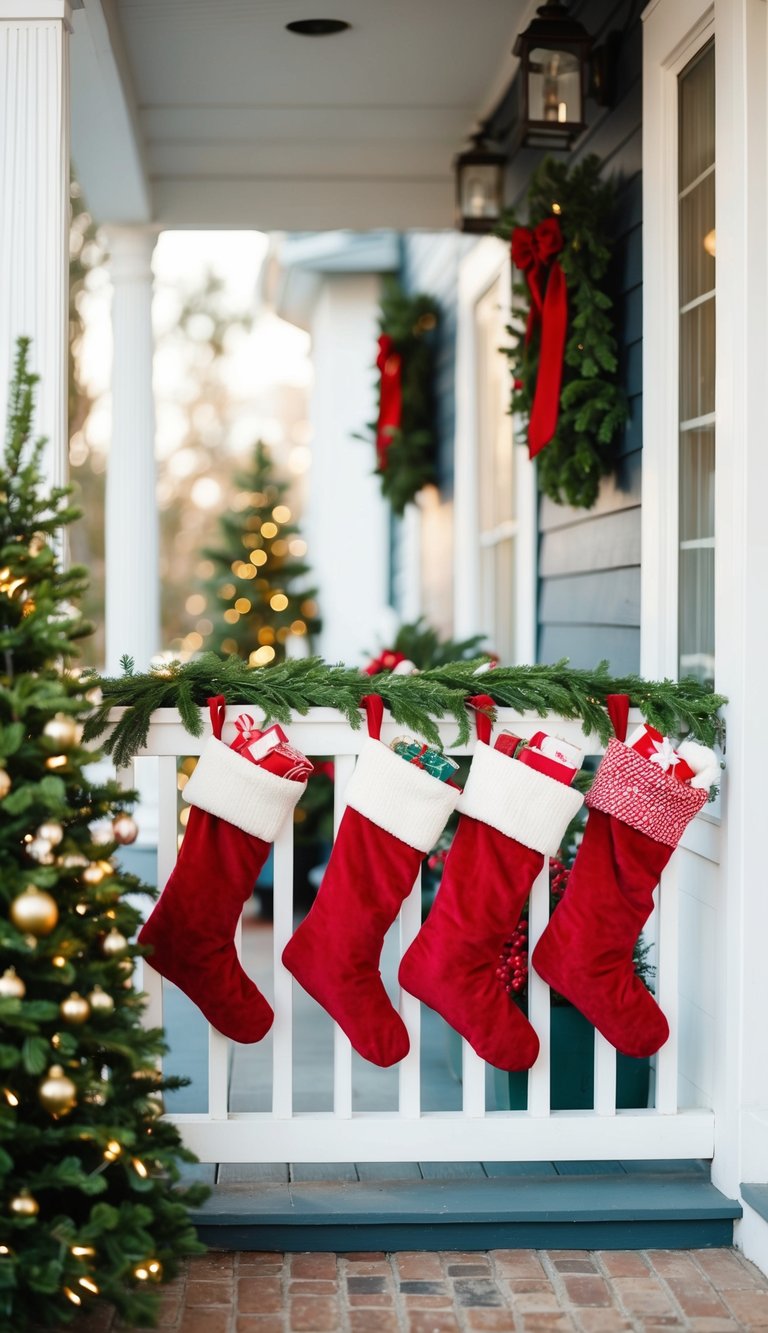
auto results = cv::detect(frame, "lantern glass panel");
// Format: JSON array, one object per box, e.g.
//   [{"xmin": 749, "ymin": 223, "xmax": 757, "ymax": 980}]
[
  {"xmin": 460, "ymin": 161, "xmax": 502, "ymax": 224},
  {"xmin": 528, "ymin": 46, "xmax": 582, "ymax": 124}
]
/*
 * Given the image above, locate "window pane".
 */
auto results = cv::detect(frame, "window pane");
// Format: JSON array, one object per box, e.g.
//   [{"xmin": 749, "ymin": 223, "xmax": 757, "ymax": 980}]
[
  {"xmin": 679, "ymin": 296, "xmax": 715, "ymax": 421},
  {"xmin": 680, "ymin": 173, "xmax": 715, "ymax": 305},
  {"xmin": 679, "ymin": 547, "xmax": 715, "ymax": 685},
  {"xmin": 679, "ymin": 42, "xmax": 715, "ymax": 189},
  {"xmin": 679, "ymin": 428, "xmax": 715, "ymax": 541}
]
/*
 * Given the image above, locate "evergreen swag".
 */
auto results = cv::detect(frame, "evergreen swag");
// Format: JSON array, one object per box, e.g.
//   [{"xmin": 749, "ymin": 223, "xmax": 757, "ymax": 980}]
[
  {"xmin": 86, "ymin": 653, "xmax": 726, "ymax": 771},
  {"xmin": 362, "ymin": 280, "xmax": 439, "ymax": 515},
  {"xmin": 0, "ymin": 341, "xmax": 204, "ymax": 1329},
  {"xmin": 501, "ymin": 155, "xmax": 628, "ymax": 509}
]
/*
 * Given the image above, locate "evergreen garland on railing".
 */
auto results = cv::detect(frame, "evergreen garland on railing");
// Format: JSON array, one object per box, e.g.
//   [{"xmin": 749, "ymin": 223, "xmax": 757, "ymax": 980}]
[{"xmin": 83, "ymin": 653, "xmax": 726, "ymax": 769}]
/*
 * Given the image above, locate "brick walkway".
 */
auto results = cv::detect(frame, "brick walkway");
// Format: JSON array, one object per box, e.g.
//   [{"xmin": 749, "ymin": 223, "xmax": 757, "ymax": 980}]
[{"xmin": 89, "ymin": 1247, "xmax": 768, "ymax": 1332}]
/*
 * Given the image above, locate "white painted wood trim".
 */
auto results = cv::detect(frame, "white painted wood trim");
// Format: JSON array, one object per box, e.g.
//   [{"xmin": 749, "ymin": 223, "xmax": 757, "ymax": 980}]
[
  {"xmin": 453, "ymin": 237, "xmax": 537, "ymax": 662},
  {"xmin": 167, "ymin": 1109, "xmax": 715, "ymax": 1164}
]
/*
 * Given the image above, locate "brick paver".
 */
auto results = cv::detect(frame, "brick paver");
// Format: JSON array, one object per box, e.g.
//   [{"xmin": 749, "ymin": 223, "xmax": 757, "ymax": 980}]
[{"xmin": 75, "ymin": 1248, "xmax": 768, "ymax": 1332}]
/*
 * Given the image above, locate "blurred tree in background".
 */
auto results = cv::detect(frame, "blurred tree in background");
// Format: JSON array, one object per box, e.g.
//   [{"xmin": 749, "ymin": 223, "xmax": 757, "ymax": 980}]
[{"xmin": 199, "ymin": 441, "xmax": 320, "ymax": 664}]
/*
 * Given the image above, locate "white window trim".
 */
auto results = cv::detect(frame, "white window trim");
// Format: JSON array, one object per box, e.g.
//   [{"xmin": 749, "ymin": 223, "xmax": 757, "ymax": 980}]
[
  {"xmin": 641, "ymin": 0, "xmax": 715, "ymax": 684},
  {"xmin": 453, "ymin": 236, "xmax": 537, "ymax": 664}
]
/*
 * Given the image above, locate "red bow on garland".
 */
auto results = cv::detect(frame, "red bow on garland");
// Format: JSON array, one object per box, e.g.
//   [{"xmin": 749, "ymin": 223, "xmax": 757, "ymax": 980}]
[
  {"xmin": 511, "ymin": 217, "xmax": 568, "ymax": 459},
  {"xmin": 375, "ymin": 334, "xmax": 402, "ymax": 470}
]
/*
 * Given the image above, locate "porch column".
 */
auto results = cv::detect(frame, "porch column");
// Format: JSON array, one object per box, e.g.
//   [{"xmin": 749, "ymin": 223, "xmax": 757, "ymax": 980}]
[
  {"xmin": 0, "ymin": 1, "xmax": 70, "ymax": 489},
  {"xmin": 104, "ymin": 227, "xmax": 160, "ymax": 674}
]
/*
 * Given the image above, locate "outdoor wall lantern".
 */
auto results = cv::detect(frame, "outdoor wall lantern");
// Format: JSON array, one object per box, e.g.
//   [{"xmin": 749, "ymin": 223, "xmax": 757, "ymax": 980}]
[
  {"xmin": 454, "ymin": 128, "xmax": 506, "ymax": 234},
  {"xmin": 513, "ymin": 0, "xmax": 593, "ymax": 149}
]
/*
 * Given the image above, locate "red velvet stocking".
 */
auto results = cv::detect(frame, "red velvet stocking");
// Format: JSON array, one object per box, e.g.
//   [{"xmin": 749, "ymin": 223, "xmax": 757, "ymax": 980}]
[
  {"xmin": 282, "ymin": 697, "xmax": 460, "ymax": 1068},
  {"xmin": 399, "ymin": 701, "xmax": 584, "ymax": 1071},
  {"xmin": 139, "ymin": 697, "xmax": 306, "ymax": 1044},
  {"xmin": 532, "ymin": 737, "xmax": 709, "ymax": 1059}
]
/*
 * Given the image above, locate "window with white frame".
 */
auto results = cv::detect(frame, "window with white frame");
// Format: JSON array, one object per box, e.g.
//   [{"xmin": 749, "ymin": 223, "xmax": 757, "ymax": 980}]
[{"xmin": 678, "ymin": 41, "xmax": 715, "ymax": 685}]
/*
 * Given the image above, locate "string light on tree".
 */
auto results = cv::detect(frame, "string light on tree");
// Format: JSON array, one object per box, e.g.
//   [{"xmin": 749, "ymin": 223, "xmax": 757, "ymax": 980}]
[{"xmin": 9, "ymin": 1190, "xmax": 39, "ymax": 1218}]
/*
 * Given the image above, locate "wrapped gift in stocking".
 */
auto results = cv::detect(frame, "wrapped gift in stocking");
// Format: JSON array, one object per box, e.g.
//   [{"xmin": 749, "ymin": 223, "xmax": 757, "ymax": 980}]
[
  {"xmin": 282, "ymin": 695, "xmax": 460, "ymax": 1067},
  {"xmin": 398, "ymin": 697, "xmax": 585, "ymax": 1071},
  {"xmin": 532, "ymin": 699, "xmax": 720, "ymax": 1058},
  {"xmin": 138, "ymin": 697, "xmax": 308, "ymax": 1043}
]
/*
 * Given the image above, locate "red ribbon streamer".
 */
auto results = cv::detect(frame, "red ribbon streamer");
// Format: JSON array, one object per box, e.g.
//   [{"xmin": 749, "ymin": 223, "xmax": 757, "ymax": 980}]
[
  {"xmin": 375, "ymin": 334, "xmax": 402, "ymax": 470},
  {"xmin": 511, "ymin": 217, "xmax": 568, "ymax": 458}
]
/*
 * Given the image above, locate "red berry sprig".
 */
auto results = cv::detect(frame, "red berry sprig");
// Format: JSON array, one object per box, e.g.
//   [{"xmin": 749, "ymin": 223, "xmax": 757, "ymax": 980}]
[{"xmin": 496, "ymin": 918, "xmax": 529, "ymax": 997}]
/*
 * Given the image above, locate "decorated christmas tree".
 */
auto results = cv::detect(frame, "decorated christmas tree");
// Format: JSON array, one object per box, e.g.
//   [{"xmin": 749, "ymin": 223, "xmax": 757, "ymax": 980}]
[
  {"xmin": 200, "ymin": 440, "xmax": 320, "ymax": 663},
  {"xmin": 0, "ymin": 341, "xmax": 204, "ymax": 1328}
]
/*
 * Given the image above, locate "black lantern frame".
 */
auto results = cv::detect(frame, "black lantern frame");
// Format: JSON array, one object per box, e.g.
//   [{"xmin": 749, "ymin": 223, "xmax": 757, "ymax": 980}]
[
  {"xmin": 454, "ymin": 129, "xmax": 506, "ymax": 234},
  {"xmin": 513, "ymin": 0, "xmax": 593, "ymax": 149}
]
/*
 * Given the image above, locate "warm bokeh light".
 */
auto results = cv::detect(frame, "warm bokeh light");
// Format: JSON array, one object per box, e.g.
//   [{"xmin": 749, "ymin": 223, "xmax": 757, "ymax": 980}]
[
  {"xmin": 185, "ymin": 594, "xmax": 206, "ymax": 615},
  {"xmin": 223, "ymin": 608, "xmax": 240, "ymax": 624},
  {"xmin": 270, "ymin": 593, "xmax": 289, "ymax": 612},
  {"xmin": 289, "ymin": 538, "xmax": 307, "ymax": 557},
  {"xmin": 251, "ymin": 645, "xmax": 276, "ymax": 665},
  {"xmin": 234, "ymin": 597, "xmax": 251, "ymax": 614},
  {"xmin": 272, "ymin": 505, "xmax": 291, "ymax": 523},
  {"xmin": 260, "ymin": 521, "xmax": 278, "ymax": 539},
  {"xmin": 258, "ymin": 627, "xmax": 275, "ymax": 644},
  {"xmin": 250, "ymin": 549, "xmax": 267, "ymax": 566},
  {"xmin": 291, "ymin": 619, "xmax": 307, "ymax": 635}
]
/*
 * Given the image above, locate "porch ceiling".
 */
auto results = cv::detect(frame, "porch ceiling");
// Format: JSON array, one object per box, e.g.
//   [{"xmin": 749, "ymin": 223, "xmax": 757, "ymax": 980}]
[{"xmin": 71, "ymin": 0, "xmax": 530, "ymax": 232}]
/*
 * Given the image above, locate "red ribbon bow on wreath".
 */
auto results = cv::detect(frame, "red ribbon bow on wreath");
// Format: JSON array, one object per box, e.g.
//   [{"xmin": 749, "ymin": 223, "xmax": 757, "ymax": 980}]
[
  {"xmin": 511, "ymin": 216, "xmax": 568, "ymax": 459},
  {"xmin": 375, "ymin": 334, "xmax": 402, "ymax": 470}
]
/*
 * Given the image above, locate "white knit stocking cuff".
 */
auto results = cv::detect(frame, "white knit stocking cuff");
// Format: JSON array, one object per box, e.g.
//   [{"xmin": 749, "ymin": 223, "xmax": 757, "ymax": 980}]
[
  {"xmin": 457, "ymin": 741, "xmax": 584, "ymax": 857},
  {"xmin": 184, "ymin": 736, "xmax": 306, "ymax": 842},
  {"xmin": 586, "ymin": 738, "xmax": 708, "ymax": 847},
  {"xmin": 345, "ymin": 738, "xmax": 460, "ymax": 854}
]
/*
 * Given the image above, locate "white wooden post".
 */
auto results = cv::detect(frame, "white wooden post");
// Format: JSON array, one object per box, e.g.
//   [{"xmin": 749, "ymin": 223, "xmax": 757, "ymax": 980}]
[
  {"xmin": 0, "ymin": 0, "xmax": 70, "ymax": 490},
  {"xmin": 103, "ymin": 226, "xmax": 160, "ymax": 674}
]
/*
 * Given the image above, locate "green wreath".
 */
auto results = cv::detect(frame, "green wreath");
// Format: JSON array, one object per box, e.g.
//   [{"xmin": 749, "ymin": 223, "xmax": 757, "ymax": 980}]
[
  {"xmin": 500, "ymin": 155, "xmax": 628, "ymax": 510},
  {"xmin": 361, "ymin": 280, "xmax": 439, "ymax": 515}
]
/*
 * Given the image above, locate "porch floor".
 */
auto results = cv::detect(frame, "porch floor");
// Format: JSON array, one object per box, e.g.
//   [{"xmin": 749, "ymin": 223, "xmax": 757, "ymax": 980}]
[{"xmin": 77, "ymin": 1245, "xmax": 768, "ymax": 1332}]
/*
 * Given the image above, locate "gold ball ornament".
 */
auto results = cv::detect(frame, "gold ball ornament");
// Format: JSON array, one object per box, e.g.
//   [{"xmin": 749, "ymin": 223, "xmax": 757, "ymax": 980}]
[
  {"xmin": 37, "ymin": 821, "xmax": 64, "ymax": 847},
  {"xmin": 59, "ymin": 993, "xmax": 90, "ymax": 1025},
  {"xmin": 87, "ymin": 986, "xmax": 114, "ymax": 1016},
  {"xmin": 42, "ymin": 713, "xmax": 80, "ymax": 748},
  {"xmin": 10, "ymin": 885, "xmax": 58, "ymax": 936},
  {"xmin": 102, "ymin": 928, "xmax": 128, "ymax": 957},
  {"xmin": 9, "ymin": 1189, "xmax": 39, "ymax": 1218},
  {"xmin": 112, "ymin": 813, "xmax": 138, "ymax": 846},
  {"xmin": 82, "ymin": 863, "xmax": 106, "ymax": 886},
  {"xmin": 38, "ymin": 1064, "xmax": 77, "ymax": 1117},
  {"xmin": 0, "ymin": 769, "xmax": 10, "ymax": 800},
  {"xmin": 0, "ymin": 968, "xmax": 25, "ymax": 999}
]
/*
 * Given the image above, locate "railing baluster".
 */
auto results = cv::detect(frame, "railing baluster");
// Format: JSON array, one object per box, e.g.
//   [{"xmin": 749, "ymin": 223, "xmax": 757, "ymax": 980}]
[
  {"xmin": 462, "ymin": 1043, "xmax": 486, "ymax": 1117},
  {"xmin": 142, "ymin": 755, "xmax": 178, "ymax": 1040},
  {"xmin": 398, "ymin": 870, "xmax": 422, "ymax": 1118},
  {"xmin": 655, "ymin": 860, "xmax": 679, "ymax": 1112},
  {"xmin": 332, "ymin": 754, "xmax": 356, "ymax": 1119},
  {"xmin": 272, "ymin": 816, "xmax": 294, "ymax": 1118},
  {"xmin": 527, "ymin": 856, "xmax": 551, "ymax": 1116},
  {"xmin": 593, "ymin": 1033, "xmax": 617, "ymax": 1116}
]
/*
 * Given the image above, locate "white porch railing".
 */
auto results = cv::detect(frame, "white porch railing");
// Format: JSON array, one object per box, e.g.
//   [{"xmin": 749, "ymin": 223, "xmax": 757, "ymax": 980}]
[{"xmin": 116, "ymin": 706, "xmax": 715, "ymax": 1166}]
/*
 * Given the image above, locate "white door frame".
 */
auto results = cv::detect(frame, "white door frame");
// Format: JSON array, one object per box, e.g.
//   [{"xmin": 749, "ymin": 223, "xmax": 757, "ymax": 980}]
[{"xmin": 453, "ymin": 237, "xmax": 537, "ymax": 664}]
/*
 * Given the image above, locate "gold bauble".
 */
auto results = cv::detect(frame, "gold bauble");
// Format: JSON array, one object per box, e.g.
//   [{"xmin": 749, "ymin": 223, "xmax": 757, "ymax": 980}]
[
  {"xmin": 38, "ymin": 1064, "xmax": 77, "ymax": 1117},
  {"xmin": 112, "ymin": 813, "xmax": 139, "ymax": 846},
  {"xmin": 61, "ymin": 853, "xmax": 88, "ymax": 869},
  {"xmin": 102, "ymin": 928, "xmax": 128, "ymax": 957},
  {"xmin": 37, "ymin": 821, "xmax": 64, "ymax": 847},
  {"xmin": 42, "ymin": 714, "xmax": 80, "ymax": 747},
  {"xmin": 9, "ymin": 1189, "xmax": 39, "ymax": 1218},
  {"xmin": 0, "ymin": 968, "xmax": 25, "ymax": 999},
  {"xmin": 0, "ymin": 770, "xmax": 11, "ymax": 800},
  {"xmin": 87, "ymin": 986, "xmax": 114, "ymax": 1016},
  {"xmin": 10, "ymin": 885, "xmax": 58, "ymax": 937},
  {"xmin": 59, "ymin": 993, "xmax": 90, "ymax": 1025}
]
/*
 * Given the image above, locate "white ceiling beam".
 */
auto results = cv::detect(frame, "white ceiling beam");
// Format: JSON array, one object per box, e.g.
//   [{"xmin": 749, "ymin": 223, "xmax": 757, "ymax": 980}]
[
  {"xmin": 70, "ymin": 0, "xmax": 151, "ymax": 223},
  {"xmin": 151, "ymin": 175, "xmax": 455, "ymax": 232}
]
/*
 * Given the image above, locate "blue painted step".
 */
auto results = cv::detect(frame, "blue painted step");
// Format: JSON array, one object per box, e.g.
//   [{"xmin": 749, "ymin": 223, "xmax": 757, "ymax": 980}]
[{"xmin": 192, "ymin": 1167, "xmax": 741, "ymax": 1253}]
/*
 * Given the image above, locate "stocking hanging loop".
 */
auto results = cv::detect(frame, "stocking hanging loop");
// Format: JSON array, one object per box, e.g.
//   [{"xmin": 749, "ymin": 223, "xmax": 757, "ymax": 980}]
[
  {"xmin": 606, "ymin": 693, "xmax": 630, "ymax": 743},
  {"xmin": 208, "ymin": 695, "xmax": 227, "ymax": 739},
  {"xmin": 362, "ymin": 693, "xmax": 384, "ymax": 741},
  {"xmin": 467, "ymin": 694, "xmax": 496, "ymax": 746}
]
